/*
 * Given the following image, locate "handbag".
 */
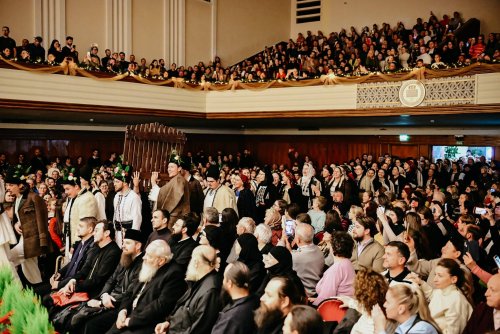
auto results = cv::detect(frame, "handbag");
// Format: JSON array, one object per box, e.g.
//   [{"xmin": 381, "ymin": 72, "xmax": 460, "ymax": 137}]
[
  {"xmin": 52, "ymin": 291, "xmax": 89, "ymax": 307},
  {"xmin": 70, "ymin": 303, "xmax": 105, "ymax": 327}
]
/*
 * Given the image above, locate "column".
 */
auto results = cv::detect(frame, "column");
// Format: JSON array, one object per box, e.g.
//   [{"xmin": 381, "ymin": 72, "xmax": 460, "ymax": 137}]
[
  {"xmin": 105, "ymin": 0, "xmax": 132, "ymax": 54},
  {"xmin": 34, "ymin": 0, "xmax": 66, "ymax": 47},
  {"xmin": 163, "ymin": 0, "xmax": 185, "ymax": 66}
]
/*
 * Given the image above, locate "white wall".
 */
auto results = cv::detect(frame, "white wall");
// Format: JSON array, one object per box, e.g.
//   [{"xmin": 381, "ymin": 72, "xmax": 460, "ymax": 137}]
[{"xmin": 290, "ymin": 0, "xmax": 500, "ymax": 40}]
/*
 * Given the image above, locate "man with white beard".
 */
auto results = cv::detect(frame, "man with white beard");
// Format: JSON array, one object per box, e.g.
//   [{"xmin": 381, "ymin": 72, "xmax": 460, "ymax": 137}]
[
  {"xmin": 107, "ymin": 240, "xmax": 186, "ymax": 334},
  {"xmin": 154, "ymin": 245, "xmax": 221, "ymax": 334}
]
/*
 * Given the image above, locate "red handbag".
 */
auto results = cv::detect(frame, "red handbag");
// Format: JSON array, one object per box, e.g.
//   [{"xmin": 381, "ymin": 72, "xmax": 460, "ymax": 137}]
[{"xmin": 52, "ymin": 291, "xmax": 89, "ymax": 307}]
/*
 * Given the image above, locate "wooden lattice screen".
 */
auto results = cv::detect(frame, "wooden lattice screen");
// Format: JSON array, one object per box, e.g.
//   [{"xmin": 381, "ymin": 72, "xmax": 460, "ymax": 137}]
[{"xmin": 123, "ymin": 123, "xmax": 186, "ymax": 179}]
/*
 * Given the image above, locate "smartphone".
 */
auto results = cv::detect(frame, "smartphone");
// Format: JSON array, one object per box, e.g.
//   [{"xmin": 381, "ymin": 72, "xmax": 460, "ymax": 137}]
[
  {"xmin": 494, "ymin": 255, "xmax": 500, "ymax": 269},
  {"xmin": 473, "ymin": 207, "xmax": 487, "ymax": 215},
  {"xmin": 285, "ymin": 220, "xmax": 295, "ymax": 237}
]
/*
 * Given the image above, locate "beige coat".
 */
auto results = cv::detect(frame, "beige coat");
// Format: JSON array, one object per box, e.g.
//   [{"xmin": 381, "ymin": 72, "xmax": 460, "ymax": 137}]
[
  {"xmin": 350, "ymin": 239, "xmax": 385, "ymax": 273},
  {"xmin": 68, "ymin": 189, "xmax": 98, "ymax": 245}
]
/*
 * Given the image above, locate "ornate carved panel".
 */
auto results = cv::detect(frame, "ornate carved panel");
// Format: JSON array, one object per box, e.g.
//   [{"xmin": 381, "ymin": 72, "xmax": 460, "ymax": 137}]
[{"xmin": 357, "ymin": 76, "xmax": 476, "ymax": 109}]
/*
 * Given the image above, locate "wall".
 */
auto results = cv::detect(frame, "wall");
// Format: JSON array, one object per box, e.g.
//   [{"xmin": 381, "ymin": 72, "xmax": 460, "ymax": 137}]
[
  {"xmin": 216, "ymin": 0, "xmax": 291, "ymax": 66},
  {"xmin": 291, "ymin": 0, "xmax": 500, "ymax": 40},
  {"xmin": 1, "ymin": 130, "xmax": 498, "ymax": 168},
  {"xmin": 0, "ymin": 0, "xmax": 35, "ymax": 47},
  {"xmin": 185, "ymin": 0, "xmax": 212, "ymax": 66},
  {"xmin": 65, "ymin": 0, "xmax": 106, "ymax": 56},
  {"xmin": 131, "ymin": 0, "xmax": 165, "ymax": 63}
]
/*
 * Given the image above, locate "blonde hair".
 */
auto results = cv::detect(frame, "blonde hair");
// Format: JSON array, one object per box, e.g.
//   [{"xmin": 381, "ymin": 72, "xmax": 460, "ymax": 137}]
[{"xmin": 388, "ymin": 284, "xmax": 442, "ymax": 333}]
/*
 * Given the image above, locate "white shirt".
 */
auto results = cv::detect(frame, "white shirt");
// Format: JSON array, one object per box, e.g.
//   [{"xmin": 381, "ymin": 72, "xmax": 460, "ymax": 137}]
[{"xmin": 113, "ymin": 189, "xmax": 142, "ymax": 230}]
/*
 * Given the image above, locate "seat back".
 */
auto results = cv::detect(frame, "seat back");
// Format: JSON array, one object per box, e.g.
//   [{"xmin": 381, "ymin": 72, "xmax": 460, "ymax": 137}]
[{"xmin": 317, "ymin": 298, "xmax": 346, "ymax": 322}]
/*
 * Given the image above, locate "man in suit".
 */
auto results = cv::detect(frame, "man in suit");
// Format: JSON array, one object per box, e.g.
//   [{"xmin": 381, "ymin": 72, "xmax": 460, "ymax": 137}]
[
  {"xmin": 5, "ymin": 170, "xmax": 50, "ymax": 285},
  {"xmin": 79, "ymin": 228, "xmax": 145, "ymax": 333},
  {"xmin": 58, "ymin": 221, "xmax": 120, "ymax": 299},
  {"xmin": 108, "ymin": 239, "xmax": 186, "ymax": 334},
  {"xmin": 180, "ymin": 160, "xmax": 204, "ymax": 216},
  {"xmin": 35, "ymin": 217, "xmax": 96, "ymax": 297}
]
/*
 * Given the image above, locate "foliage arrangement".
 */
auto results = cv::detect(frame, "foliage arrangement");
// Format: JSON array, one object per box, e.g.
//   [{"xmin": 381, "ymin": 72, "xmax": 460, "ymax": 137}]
[{"xmin": 0, "ymin": 266, "xmax": 55, "ymax": 334}]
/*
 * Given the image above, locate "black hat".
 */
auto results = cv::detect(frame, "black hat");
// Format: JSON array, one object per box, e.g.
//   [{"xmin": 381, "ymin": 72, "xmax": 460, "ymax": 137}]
[
  {"xmin": 168, "ymin": 151, "xmax": 183, "ymax": 167},
  {"xmin": 203, "ymin": 225, "xmax": 222, "ymax": 250},
  {"xmin": 79, "ymin": 166, "xmax": 93, "ymax": 182},
  {"xmin": 180, "ymin": 158, "xmax": 191, "ymax": 171},
  {"xmin": 4, "ymin": 174, "xmax": 22, "ymax": 185},
  {"xmin": 60, "ymin": 175, "xmax": 81, "ymax": 187},
  {"xmin": 4, "ymin": 165, "xmax": 31, "ymax": 185},
  {"xmin": 206, "ymin": 165, "xmax": 219, "ymax": 180},
  {"xmin": 60, "ymin": 167, "xmax": 79, "ymax": 186},
  {"xmin": 124, "ymin": 229, "xmax": 145, "ymax": 244}
]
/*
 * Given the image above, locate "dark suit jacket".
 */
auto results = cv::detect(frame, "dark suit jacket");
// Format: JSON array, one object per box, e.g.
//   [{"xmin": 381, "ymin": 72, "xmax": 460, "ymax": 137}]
[
  {"xmin": 188, "ymin": 175, "xmax": 204, "ymax": 215},
  {"xmin": 74, "ymin": 241, "xmax": 121, "ymax": 298},
  {"xmin": 17, "ymin": 191, "xmax": 50, "ymax": 258},
  {"xmin": 120, "ymin": 260, "xmax": 187, "ymax": 330},
  {"xmin": 99, "ymin": 252, "xmax": 144, "ymax": 305},
  {"xmin": 211, "ymin": 294, "xmax": 259, "ymax": 334},
  {"xmin": 170, "ymin": 237, "xmax": 198, "ymax": 272},
  {"xmin": 168, "ymin": 270, "xmax": 221, "ymax": 334},
  {"xmin": 57, "ymin": 237, "xmax": 96, "ymax": 288},
  {"xmin": 462, "ymin": 302, "xmax": 496, "ymax": 334}
]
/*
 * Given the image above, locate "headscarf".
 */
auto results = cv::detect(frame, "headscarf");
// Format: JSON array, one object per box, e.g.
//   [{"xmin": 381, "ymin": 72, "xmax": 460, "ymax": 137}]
[
  {"xmin": 237, "ymin": 233, "xmax": 262, "ymax": 266},
  {"xmin": 239, "ymin": 173, "xmax": 251, "ymax": 189},
  {"xmin": 267, "ymin": 246, "xmax": 293, "ymax": 276},
  {"xmin": 204, "ymin": 225, "xmax": 222, "ymax": 250}
]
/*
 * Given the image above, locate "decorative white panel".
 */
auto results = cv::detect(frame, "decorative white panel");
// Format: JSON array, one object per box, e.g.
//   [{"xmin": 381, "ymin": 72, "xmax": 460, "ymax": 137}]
[
  {"xmin": 357, "ymin": 76, "xmax": 477, "ymax": 109},
  {"xmin": 0, "ymin": 68, "xmax": 205, "ymax": 112},
  {"xmin": 476, "ymin": 72, "xmax": 500, "ymax": 105},
  {"xmin": 357, "ymin": 82, "xmax": 401, "ymax": 109},
  {"xmin": 205, "ymin": 85, "xmax": 357, "ymax": 113}
]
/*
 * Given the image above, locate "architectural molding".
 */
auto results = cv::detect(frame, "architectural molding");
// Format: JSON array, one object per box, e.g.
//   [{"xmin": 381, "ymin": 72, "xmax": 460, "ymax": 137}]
[
  {"xmin": 105, "ymin": 0, "xmax": 132, "ymax": 55},
  {"xmin": 164, "ymin": 0, "xmax": 186, "ymax": 66},
  {"xmin": 34, "ymin": 0, "xmax": 66, "ymax": 49}
]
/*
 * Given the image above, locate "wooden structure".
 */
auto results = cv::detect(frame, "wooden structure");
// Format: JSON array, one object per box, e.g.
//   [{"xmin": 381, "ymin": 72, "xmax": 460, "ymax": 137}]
[{"xmin": 123, "ymin": 123, "xmax": 186, "ymax": 179}]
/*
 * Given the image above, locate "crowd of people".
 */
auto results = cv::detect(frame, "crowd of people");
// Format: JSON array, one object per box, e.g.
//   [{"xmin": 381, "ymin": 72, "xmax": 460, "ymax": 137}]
[
  {"xmin": 0, "ymin": 144, "xmax": 498, "ymax": 333},
  {"xmin": 1, "ymin": 10, "xmax": 500, "ymax": 84}
]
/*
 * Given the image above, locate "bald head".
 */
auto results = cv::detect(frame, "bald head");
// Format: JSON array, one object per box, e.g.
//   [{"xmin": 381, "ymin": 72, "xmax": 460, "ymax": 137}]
[
  {"xmin": 296, "ymin": 222, "xmax": 314, "ymax": 245},
  {"xmin": 486, "ymin": 273, "xmax": 500, "ymax": 309},
  {"xmin": 186, "ymin": 245, "xmax": 218, "ymax": 281},
  {"xmin": 193, "ymin": 245, "xmax": 217, "ymax": 267}
]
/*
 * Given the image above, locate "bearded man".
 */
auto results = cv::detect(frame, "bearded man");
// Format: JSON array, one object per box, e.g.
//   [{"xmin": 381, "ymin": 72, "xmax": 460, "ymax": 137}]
[
  {"xmin": 79, "ymin": 229, "xmax": 145, "ymax": 333},
  {"xmin": 254, "ymin": 276, "xmax": 305, "ymax": 334},
  {"xmin": 107, "ymin": 240, "xmax": 186, "ymax": 334},
  {"xmin": 154, "ymin": 245, "xmax": 221, "ymax": 334}
]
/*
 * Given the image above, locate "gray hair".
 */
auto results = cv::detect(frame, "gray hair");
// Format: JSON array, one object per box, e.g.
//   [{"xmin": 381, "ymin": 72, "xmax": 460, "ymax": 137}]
[
  {"xmin": 147, "ymin": 239, "xmax": 173, "ymax": 262},
  {"xmin": 203, "ymin": 207, "xmax": 219, "ymax": 224},
  {"xmin": 237, "ymin": 217, "xmax": 256, "ymax": 234},
  {"xmin": 295, "ymin": 222, "xmax": 314, "ymax": 244},
  {"xmin": 254, "ymin": 223, "xmax": 272, "ymax": 244}
]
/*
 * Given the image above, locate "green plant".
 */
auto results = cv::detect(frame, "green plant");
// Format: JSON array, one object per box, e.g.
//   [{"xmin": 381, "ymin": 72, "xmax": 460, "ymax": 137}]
[{"xmin": 0, "ymin": 266, "xmax": 55, "ymax": 333}]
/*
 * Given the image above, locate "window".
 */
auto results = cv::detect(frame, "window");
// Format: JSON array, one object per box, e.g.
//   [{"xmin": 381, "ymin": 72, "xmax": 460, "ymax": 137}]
[{"xmin": 296, "ymin": 0, "xmax": 321, "ymax": 24}]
